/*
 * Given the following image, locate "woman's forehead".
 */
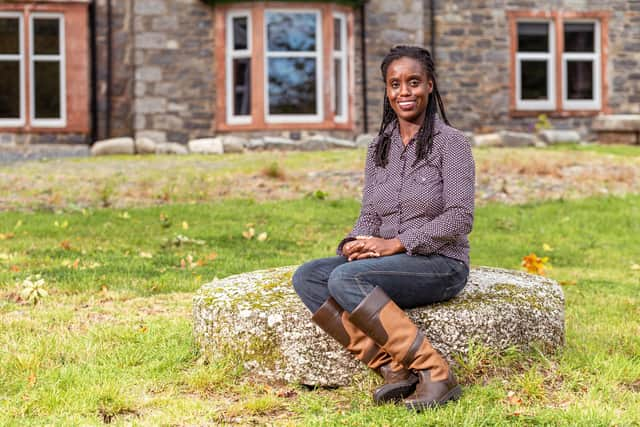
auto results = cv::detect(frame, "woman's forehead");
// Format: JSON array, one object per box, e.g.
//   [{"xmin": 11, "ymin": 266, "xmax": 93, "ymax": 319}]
[{"xmin": 386, "ymin": 57, "xmax": 427, "ymax": 77}]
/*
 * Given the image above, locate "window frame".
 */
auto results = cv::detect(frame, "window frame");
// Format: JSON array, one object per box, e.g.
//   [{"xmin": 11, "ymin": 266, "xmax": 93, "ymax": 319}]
[
  {"xmin": 214, "ymin": 2, "xmax": 354, "ymax": 132},
  {"xmin": 263, "ymin": 8, "xmax": 323, "ymax": 124},
  {"xmin": 225, "ymin": 10, "xmax": 252, "ymax": 125},
  {"xmin": 508, "ymin": 10, "xmax": 610, "ymax": 117},
  {"xmin": 332, "ymin": 11, "xmax": 348, "ymax": 123},
  {"xmin": 515, "ymin": 20, "xmax": 556, "ymax": 111},
  {"xmin": 561, "ymin": 19, "xmax": 601, "ymax": 111},
  {"xmin": 0, "ymin": 11, "xmax": 25, "ymax": 127},
  {"xmin": 29, "ymin": 12, "xmax": 66, "ymax": 128}
]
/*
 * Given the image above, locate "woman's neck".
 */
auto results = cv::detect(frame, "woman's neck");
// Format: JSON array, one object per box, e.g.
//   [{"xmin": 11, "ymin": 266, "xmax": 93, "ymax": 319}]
[{"xmin": 398, "ymin": 118, "xmax": 423, "ymax": 146}]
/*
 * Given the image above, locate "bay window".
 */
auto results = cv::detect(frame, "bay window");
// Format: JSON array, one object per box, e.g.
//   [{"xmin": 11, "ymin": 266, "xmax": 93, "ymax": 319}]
[
  {"xmin": 0, "ymin": 13, "xmax": 25, "ymax": 126},
  {"xmin": 217, "ymin": 3, "xmax": 353, "ymax": 131}
]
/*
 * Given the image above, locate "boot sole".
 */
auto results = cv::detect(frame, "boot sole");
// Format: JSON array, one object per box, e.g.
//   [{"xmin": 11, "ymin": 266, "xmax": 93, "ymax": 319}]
[
  {"xmin": 373, "ymin": 380, "xmax": 419, "ymax": 404},
  {"xmin": 404, "ymin": 385, "xmax": 462, "ymax": 411}
]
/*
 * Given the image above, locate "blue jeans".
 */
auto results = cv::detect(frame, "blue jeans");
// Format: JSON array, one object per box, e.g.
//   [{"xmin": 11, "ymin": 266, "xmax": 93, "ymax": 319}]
[{"xmin": 292, "ymin": 254, "xmax": 469, "ymax": 313}]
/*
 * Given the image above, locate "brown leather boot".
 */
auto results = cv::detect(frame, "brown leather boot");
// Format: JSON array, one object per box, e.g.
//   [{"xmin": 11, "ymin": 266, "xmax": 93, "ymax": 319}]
[
  {"xmin": 312, "ymin": 297, "xmax": 418, "ymax": 403},
  {"xmin": 348, "ymin": 287, "xmax": 462, "ymax": 411}
]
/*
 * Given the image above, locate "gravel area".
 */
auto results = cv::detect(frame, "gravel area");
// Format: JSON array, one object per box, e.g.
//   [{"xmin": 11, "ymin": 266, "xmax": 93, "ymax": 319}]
[{"xmin": 0, "ymin": 144, "xmax": 89, "ymax": 164}]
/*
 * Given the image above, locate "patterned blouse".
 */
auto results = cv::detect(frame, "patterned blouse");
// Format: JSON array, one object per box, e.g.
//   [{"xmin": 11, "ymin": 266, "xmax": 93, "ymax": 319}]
[{"xmin": 338, "ymin": 117, "xmax": 475, "ymax": 266}]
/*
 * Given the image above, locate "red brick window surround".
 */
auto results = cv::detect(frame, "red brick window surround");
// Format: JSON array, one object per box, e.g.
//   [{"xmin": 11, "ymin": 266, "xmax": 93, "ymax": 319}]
[
  {"xmin": 215, "ymin": 2, "xmax": 355, "ymax": 132},
  {"xmin": 507, "ymin": 11, "xmax": 610, "ymax": 117},
  {"xmin": 0, "ymin": 1, "xmax": 89, "ymax": 133}
]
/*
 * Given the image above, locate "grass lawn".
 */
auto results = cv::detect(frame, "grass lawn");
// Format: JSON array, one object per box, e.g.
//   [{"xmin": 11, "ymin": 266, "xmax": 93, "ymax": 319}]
[{"xmin": 1, "ymin": 147, "xmax": 639, "ymax": 425}]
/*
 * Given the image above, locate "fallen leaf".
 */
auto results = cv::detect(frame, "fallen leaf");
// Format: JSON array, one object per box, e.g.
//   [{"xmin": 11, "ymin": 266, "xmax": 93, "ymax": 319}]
[
  {"xmin": 72, "ymin": 258, "xmax": 80, "ymax": 270},
  {"xmin": 559, "ymin": 280, "xmax": 577, "ymax": 286},
  {"xmin": 0, "ymin": 232, "xmax": 15, "ymax": 240},
  {"xmin": 60, "ymin": 240, "xmax": 72, "ymax": 250},
  {"xmin": 118, "ymin": 212, "xmax": 131, "ymax": 219},
  {"xmin": 276, "ymin": 389, "xmax": 298, "ymax": 398},
  {"xmin": 28, "ymin": 372, "xmax": 36, "ymax": 387},
  {"xmin": 631, "ymin": 264, "xmax": 640, "ymax": 271},
  {"xmin": 242, "ymin": 227, "xmax": 255, "ymax": 240},
  {"xmin": 14, "ymin": 220, "xmax": 23, "ymax": 229},
  {"xmin": 54, "ymin": 220, "xmax": 69, "ymax": 229},
  {"xmin": 521, "ymin": 252, "xmax": 550, "ymax": 276},
  {"xmin": 139, "ymin": 251, "xmax": 153, "ymax": 258},
  {"xmin": 506, "ymin": 391, "xmax": 522, "ymax": 405},
  {"xmin": 182, "ymin": 221, "xmax": 189, "ymax": 230},
  {"xmin": 206, "ymin": 252, "xmax": 218, "ymax": 261},
  {"xmin": 542, "ymin": 243, "xmax": 554, "ymax": 252},
  {"xmin": 10, "ymin": 265, "xmax": 20, "ymax": 272},
  {"xmin": 257, "ymin": 232, "xmax": 268, "ymax": 242}
]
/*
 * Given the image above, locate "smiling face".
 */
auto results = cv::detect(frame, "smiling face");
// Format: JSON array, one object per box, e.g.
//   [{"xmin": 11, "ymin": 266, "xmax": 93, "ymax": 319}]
[{"xmin": 385, "ymin": 57, "xmax": 433, "ymax": 125}]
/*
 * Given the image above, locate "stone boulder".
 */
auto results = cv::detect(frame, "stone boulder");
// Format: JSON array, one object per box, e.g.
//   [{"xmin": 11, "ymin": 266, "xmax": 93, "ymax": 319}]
[
  {"xmin": 135, "ymin": 137, "xmax": 157, "ymax": 154},
  {"xmin": 155, "ymin": 142, "xmax": 188, "ymax": 155},
  {"xmin": 188, "ymin": 138, "xmax": 224, "ymax": 155},
  {"xmin": 538, "ymin": 130, "xmax": 581, "ymax": 144},
  {"xmin": 301, "ymin": 135, "xmax": 357, "ymax": 151},
  {"xmin": 90, "ymin": 137, "xmax": 135, "ymax": 156},
  {"xmin": 500, "ymin": 131, "xmax": 539, "ymax": 147},
  {"xmin": 193, "ymin": 266, "xmax": 565, "ymax": 387},
  {"xmin": 472, "ymin": 132, "xmax": 503, "ymax": 147},
  {"xmin": 220, "ymin": 135, "xmax": 247, "ymax": 153}
]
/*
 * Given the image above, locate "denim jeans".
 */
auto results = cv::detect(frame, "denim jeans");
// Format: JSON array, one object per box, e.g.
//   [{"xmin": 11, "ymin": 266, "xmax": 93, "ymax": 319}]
[{"xmin": 292, "ymin": 254, "xmax": 469, "ymax": 313}]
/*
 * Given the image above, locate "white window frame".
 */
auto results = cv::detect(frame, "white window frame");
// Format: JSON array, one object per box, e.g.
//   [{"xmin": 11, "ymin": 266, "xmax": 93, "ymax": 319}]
[
  {"xmin": 0, "ymin": 12, "xmax": 25, "ymax": 127},
  {"xmin": 515, "ymin": 20, "xmax": 556, "ymax": 111},
  {"xmin": 264, "ymin": 9, "xmax": 323, "ymax": 124},
  {"xmin": 30, "ymin": 12, "xmax": 66, "ymax": 127},
  {"xmin": 562, "ymin": 20, "xmax": 601, "ymax": 110},
  {"xmin": 225, "ymin": 10, "xmax": 252, "ymax": 125},
  {"xmin": 332, "ymin": 12, "xmax": 348, "ymax": 123}
]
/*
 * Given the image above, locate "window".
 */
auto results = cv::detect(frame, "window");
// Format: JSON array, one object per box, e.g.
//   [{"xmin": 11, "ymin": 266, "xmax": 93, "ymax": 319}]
[
  {"xmin": 509, "ymin": 11, "xmax": 608, "ymax": 115},
  {"xmin": 0, "ymin": 10, "xmax": 67, "ymax": 128},
  {"xmin": 217, "ymin": 4, "xmax": 353, "ymax": 131},
  {"xmin": 562, "ymin": 21, "xmax": 600, "ymax": 110},
  {"xmin": 0, "ymin": 12, "xmax": 25, "ymax": 126},
  {"xmin": 226, "ymin": 11, "xmax": 252, "ymax": 124},
  {"xmin": 30, "ymin": 13, "xmax": 66, "ymax": 127},
  {"xmin": 516, "ymin": 21, "xmax": 555, "ymax": 110},
  {"xmin": 333, "ymin": 12, "xmax": 348, "ymax": 123}
]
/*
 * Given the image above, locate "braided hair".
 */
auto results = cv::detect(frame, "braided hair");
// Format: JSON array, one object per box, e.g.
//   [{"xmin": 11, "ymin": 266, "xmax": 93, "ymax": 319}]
[{"xmin": 374, "ymin": 45, "xmax": 450, "ymax": 167}]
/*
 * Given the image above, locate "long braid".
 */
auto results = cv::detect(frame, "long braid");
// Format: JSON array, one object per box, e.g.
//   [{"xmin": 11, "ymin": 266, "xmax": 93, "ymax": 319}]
[{"xmin": 374, "ymin": 45, "xmax": 450, "ymax": 167}]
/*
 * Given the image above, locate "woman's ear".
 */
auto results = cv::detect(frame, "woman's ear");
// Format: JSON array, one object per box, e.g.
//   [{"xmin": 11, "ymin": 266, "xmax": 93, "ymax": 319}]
[{"xmin": 427, "ymin": 79, "xmax": 434, "ymax": 94}]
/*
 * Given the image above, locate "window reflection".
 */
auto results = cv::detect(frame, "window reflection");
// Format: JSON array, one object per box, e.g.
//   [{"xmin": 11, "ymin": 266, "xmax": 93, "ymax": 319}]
[
  {"xmin": 267, "ymin": 12, "xmax": 316, "ymax": 52},
  {"xmin": 268, "ymin": 58, "xmax": 317, "ymax": 114}
]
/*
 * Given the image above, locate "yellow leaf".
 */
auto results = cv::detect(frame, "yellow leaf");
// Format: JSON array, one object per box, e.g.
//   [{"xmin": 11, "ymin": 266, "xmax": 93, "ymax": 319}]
[
  {"xmin": 542, "ymin": 243, "xmax": 553, "ymax": 252},
  {"xmin": 28, "ymin": 372, "xmax": 36, "ymax": 387},
  {"xmin": 521, "ymin": 252, "xmax": 550, "ymax": 276},
  {"xmin": 506, "ymin": 391, "xmax": 522, "ymax": 405},
  {"xmin": 14, "ymin": 220, "xmax": 23, "ymax": 229},
  {"xmin": 182, "ymin": 221, "xmax": 189, "ymax": 230},
  {"xmin": 631, "ymin": 264, "xmax": 640, "ymax": 271},
  {"xmin": 0, "ymin": 232, "xmax": 15, "ymax": 240},
  {"xmin": 242, "ymin": 227, "xmax": 255, "ymax": 240},
  {"xmin": 257, "ymin": 232, "xmax": 268, "ymax": 242},
  {"xmin": 139, "ymin": 251, "xmax": 153, "ymax": 258}
]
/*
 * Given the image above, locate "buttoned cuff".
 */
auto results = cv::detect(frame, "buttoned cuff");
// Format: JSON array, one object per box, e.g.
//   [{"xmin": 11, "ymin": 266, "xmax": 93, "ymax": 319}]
[{"xmin": 397, "ymin": 229, "xmax": 435, "ymax": 256}]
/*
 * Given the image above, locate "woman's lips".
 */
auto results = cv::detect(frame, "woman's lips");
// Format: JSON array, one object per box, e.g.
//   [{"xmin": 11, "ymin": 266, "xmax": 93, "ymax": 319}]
[{"xmin": 398, "ymin": 100, "xmax": 416, "ymax": 111}]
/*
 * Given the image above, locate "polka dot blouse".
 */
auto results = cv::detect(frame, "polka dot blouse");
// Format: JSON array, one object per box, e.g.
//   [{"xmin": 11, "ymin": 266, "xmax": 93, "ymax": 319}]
[{"xmin": 338, "ymin": 117, "xmax": 475, "ymax": 266}]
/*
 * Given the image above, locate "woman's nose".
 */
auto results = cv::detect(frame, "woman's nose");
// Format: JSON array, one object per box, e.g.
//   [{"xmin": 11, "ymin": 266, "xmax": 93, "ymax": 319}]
[{"xmin": 400, "ymin": 83, "xmax": 411, "ymax": 95}]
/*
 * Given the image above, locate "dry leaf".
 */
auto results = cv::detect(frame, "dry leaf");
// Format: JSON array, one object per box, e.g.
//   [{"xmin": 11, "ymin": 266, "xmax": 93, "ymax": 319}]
[
  {"xmin": 0, "ymin": 232, "xmax": 15, "ymax": 240},
  {"xmin": 559, "ymin": 280, "xmax": 577, "ymax": 286},
  {"xmin": 10, "ymin": 265, "xmax": 20, "ymax": 272},
  {"xmin": 506, "ymin": 391, "xmax": 523, "ymax": 405},
  {"xmin": 139, "ymin": 251, "xmax": 153, "ymax": 258},
  {"xmin": 521, "ymin": 252, "xmax": 550, "ymax": 276},
  {"xmin": 257, "ymin": 232, "xmax": 268, "ymax": 242},
  {"xmin": 72, "ymin": 258, "xmax": 80, "ymax": 270},
  {"xmin": 182, "ymin": 221, "xmax": 189, "ymax": 230},
  {"xmin": 631, "ymin": 264, "xmax": 640, "ymax": 271},
  {"xmin": 242, "ymin": 227, "xmax": 255, "ymax": 240},
  {"xmin": 60, "ymin": 240, "xmax": 72, "ymax": 250},
  {"xmin": 542, "ymin": 243, "xmax": 554, "ymax": 252},
  {"xmin": 28, "ymin": 372, "xmax": 36, "ymax": 387},
  {"xmin": 206, "ymin": 252, "xmax": 218, "ymax": 261}
]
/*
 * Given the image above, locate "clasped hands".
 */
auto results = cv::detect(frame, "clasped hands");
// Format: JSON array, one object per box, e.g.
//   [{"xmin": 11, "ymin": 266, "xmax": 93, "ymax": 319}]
[{"xmin": 342, "ymin": 235, "xmax": 405, "ymax": 261}]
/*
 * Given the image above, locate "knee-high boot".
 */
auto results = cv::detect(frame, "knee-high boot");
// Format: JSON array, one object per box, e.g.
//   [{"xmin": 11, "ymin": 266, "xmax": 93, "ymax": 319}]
[
  {"xmin": 312, "ymin": 297, "xmax": 418, "ymax": 403},
  {"xmin": 348, "ymin": 287, "xmax": 462, "ymax": 410}
]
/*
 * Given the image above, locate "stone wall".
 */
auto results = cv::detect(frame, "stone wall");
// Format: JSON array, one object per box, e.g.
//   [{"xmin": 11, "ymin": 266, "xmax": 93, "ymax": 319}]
[
  {"xmin": 428, "ymin": 0, "xmax": 640, "ymax": 136},
  {"xmin": 94, "ymin": 0, "xmax": 135, "ymax": 140},
  {"xmin": 132, "ymin": 0, "xmax": 215, "ymax": 143}
]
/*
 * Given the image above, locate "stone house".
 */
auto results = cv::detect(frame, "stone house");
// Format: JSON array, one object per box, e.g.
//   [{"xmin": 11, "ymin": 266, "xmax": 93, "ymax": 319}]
[{"xmin": 1, "ymin": 0, "xmax": 639, "ymax": 147}]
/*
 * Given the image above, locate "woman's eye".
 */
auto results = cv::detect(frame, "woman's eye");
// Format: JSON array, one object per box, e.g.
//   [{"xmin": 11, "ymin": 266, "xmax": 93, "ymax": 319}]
[
  {"xmin": 410, "ymin": 79, "xmax": 420, "ymax": 86},
  {"xmin": 391, "ymin": 82, "xmax": 400, "ymax": 89}
]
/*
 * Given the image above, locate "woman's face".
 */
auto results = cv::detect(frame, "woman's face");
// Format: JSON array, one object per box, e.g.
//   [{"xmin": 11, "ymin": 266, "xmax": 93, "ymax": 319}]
[{"xmin": 385, "ymin": 57, "xmax": 433, "ymax": 125}]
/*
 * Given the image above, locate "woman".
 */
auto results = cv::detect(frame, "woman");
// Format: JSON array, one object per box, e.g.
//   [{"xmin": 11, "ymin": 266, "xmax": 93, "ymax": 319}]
[{"xmin": 292, "ymin": 45, "xmax": 475, "ymax": 411}]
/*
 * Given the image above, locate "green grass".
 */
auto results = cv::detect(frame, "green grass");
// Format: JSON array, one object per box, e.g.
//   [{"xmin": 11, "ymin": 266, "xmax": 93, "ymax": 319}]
[
  {"xmin": 1, "ymin": 160, "xmax": 639, "ymax": 424},
  {"xmin": 545, "ymin": 142, "xmax": 640, "ymax": 157}
]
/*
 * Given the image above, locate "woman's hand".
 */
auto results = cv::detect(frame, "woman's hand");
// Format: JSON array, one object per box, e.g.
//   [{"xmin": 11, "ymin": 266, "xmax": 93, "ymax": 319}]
[{"xmin": 343, "ymin": 236, "xmax": 405, "ymax": 261}]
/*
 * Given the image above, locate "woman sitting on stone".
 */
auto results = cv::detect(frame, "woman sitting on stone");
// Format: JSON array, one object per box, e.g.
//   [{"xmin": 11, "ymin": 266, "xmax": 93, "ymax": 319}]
[{"xmin": 292, "ymin": 45, "xmax": 475, "ymax": 410}]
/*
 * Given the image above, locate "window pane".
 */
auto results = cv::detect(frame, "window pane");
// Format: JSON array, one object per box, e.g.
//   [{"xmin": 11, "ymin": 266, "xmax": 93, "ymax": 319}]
[
  {"xmin": 517, "ymin": 23, "xmax": 549, "ymax": 52},
  {"xmin": 34, "ymin": 61, "xmax": 61, "ymax": 119},
  {"xmin": 567, "ymin": 60, "xmax": 593, "ymax": 100},
  {"xmin": 233, "ymin": 58, "xmax": 251, "ymax": 115},
  {"xmin": 333, "ymin": 17, "xmax": 342, "ymax": 51},
  {"xmin": 232, "ymin": 17, "xmax": 248, "ymax": 50},
  {"xmin": 268, "ymin": 58, "xmax": 317, "ymax": 114},
  {"xmin": 334, "ymin": 58, "xmax": 343, "ymax": 116},
  {"xmin": 0, "ymin": 17, "xmax": 20, "ymax": 54},
  {"xmin": 34, "ymin": 18, "xmax": 60, "ymax": 55},
  {"xmin": 0, "ymin": 61, "xmax": 20, "ymax": 118},
  {"xmin": 521, "ymin": 60, "xmax": 547, "ymax": 100},
  {"xmin": 267, "ymin": 12, "xmax": 316, "ymax": 52},
  {"xmin": 564, "ymin": 23, "xmax": 594, "ymax": 53}
]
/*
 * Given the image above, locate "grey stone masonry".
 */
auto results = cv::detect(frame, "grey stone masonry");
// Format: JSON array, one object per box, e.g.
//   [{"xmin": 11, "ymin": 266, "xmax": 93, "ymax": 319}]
[{"xmin": 132, "ymin": 0, "xmax": 215, "ymax": 144}]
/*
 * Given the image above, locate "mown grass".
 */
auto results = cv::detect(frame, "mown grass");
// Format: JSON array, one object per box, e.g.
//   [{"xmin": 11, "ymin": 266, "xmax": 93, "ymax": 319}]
[{"xmin": 1, "ymin": 156, "xmax": 639, "ymax": 425}]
